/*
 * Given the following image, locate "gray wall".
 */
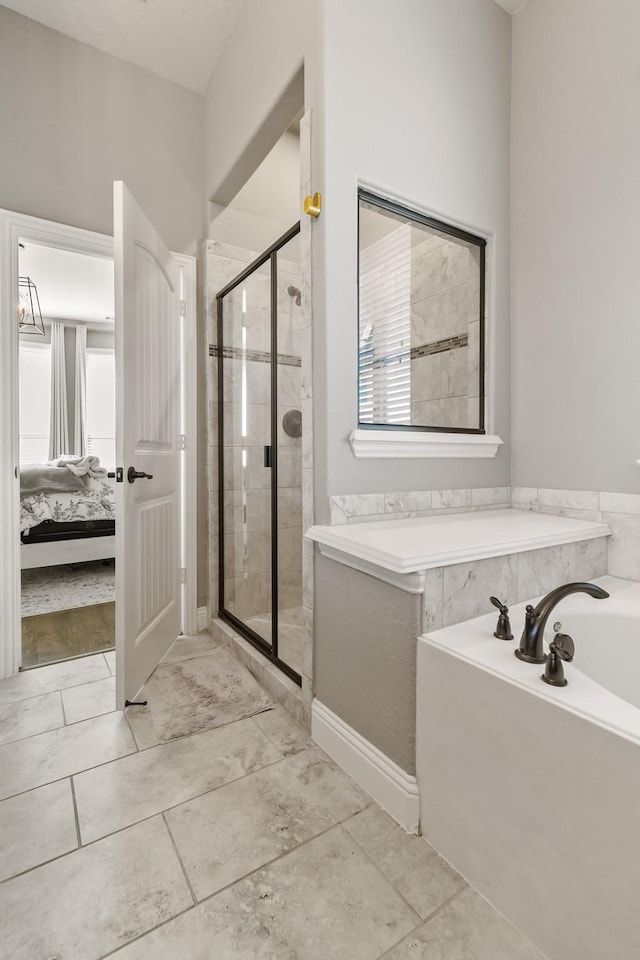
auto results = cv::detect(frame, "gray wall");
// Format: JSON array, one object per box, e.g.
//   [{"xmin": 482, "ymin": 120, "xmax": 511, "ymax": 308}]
[
  {"xmin": 511, "ymin": 0, "xmax": 640, "ymax": 493},
  {"xmin": 203, "ymin": 0, "xmax": 317, "ymax": 209},
  {"xmin": 315, "ymin": 555, "xmax": 421, "ymax": 775},
  {"xmin": 314, "ymin": 0, "xmax": 512, "ymax": 519},
  {"xmin": 1, "ymin": 6, "xmax": 208, "ymax": 602},
  {"xmin": 0, "ymin": 6, "xmax": 203, "ymax": 254}
]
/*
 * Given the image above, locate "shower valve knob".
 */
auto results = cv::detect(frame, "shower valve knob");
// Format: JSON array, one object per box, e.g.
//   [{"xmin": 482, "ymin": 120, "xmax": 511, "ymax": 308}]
[{"xmin": 490, "ymin": 596, "xmax": 513, "ymax": 641}]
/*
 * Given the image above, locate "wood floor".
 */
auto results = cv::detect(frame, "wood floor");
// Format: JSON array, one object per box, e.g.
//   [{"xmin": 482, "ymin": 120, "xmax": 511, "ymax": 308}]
[{"xmin": 21, "ymin": 602, "xmax": 115, "ymax": 668}]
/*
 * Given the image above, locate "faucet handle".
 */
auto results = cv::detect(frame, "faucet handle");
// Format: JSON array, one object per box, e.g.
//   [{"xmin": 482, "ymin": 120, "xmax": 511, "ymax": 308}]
[
  {"xmin": 489, "ymin": 596, "xmax": 513, "ymax": 641},
  {"xmin": 541, "ymin": 629, "xmax": 574, "ymax": 687},
  {"xmin": 549, "ymin": 631, "xmax": 575, "ymax": 662}
]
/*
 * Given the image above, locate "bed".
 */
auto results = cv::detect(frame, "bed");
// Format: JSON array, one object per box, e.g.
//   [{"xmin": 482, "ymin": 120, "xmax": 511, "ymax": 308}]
[{"xmin": 20, "ymin": 464, "xmax": 116, "ymax": 569}]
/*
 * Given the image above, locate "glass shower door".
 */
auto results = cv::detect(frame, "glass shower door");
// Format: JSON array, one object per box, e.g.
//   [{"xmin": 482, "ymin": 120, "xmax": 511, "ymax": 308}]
[
  {"xmin": 217, "ymin": 223, "xmax": 302, "ymax": 684},
  {"xmin": 220, "ymin": 262, "xmax": 273, "ymax": 650}
]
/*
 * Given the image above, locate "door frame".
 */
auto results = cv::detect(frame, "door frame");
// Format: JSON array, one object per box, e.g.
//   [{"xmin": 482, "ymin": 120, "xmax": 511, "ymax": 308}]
[{"xmin": 0, "ymin": 208, "xmax": 197, "ymax": 679}]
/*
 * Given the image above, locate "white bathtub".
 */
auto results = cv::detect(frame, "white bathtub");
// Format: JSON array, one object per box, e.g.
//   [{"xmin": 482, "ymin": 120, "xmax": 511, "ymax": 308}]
[{"xmin": 417, "ymin": 575, "xmax": 640, "ymax": 960}]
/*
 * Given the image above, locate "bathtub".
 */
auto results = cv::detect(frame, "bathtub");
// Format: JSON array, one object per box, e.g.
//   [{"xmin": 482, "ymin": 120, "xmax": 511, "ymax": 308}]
[{"xmin": 417, "ymin": 574, "xmax": 640, "ymax": 960}]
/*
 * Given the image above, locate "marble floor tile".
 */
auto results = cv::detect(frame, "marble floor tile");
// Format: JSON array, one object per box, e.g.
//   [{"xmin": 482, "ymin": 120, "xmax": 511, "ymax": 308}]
[
  {"xmin": 0, "ymin": 816, "xmax": 192, "ymax": 960},
  {"xmin": 104, "ymin": 649, "xmax": 116, "ymax": 674},
  {"xmin": 0, "ymin": 711, "xmax": 136, "ymax": 800},
  {"xmin": 0, "ymin": 779, "xmax": 77, "ymax": 882},
  {"xmin": 0, "ymin": 690, "xmax": 64, "ymax": 745},
  {"xmin": 382, "ymin": 887, "xmax": 544, "ymax": 959},
  {"xmin": 343, "ymin": 804, "xmax": 466, "ymax": 918},
  {"xmin": 113, "ymin": 824, "xmax": 419, "ymax": 960},
  {"xmin": 0, "ymin": 652, "xmax": 110, "ymax": 705},
  {"xmin": 75, "ymin": 717, "xmax": 283, "ymax": 843},
  {"xmin": 161, "ymin": 632, "xmax": 221, "ymax": 663},
  {"xmin": 109, "ymin": 892, "xmax": 299, "ymax": 960},
  {"xmin": 252, "ymin": 703, "xmax": 311, "ymax": 756},
  {"xmin": 145, "ymin": 646, "xmax": 274, "ymax": 741},
  {"xmin": 62, "ymin": 675, "xmax": 116, "ymax": 724},
  {"xmin": 166, "ymin": 747, "xmax": 369, "ymax": 900},
  {"xmin": 125, "ymin": 701, "xmax": 161, "ymax": 750}
]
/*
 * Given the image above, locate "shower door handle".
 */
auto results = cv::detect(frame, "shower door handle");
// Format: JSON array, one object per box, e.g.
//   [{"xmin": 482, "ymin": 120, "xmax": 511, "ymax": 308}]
[{"xmin": 263, "ymin": 445, "xmax": 272, "ymax": 468}]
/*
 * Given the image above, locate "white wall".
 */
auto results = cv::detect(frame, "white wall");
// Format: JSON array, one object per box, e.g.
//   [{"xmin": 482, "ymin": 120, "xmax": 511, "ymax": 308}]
[
  {"xmin": 315, "ymin": 0, "xmax": 512, "ymax": 517},
  {"xmin": 0, "ymin": 6, "xmax": 208, "ymax": 600},
  {"xmin": 204, "ymin": 0, "xmax": 317, "ymax": 208},
  {"xmin": 511, "ymin": 0, "xmax": 640, "ymax": 492},
  {"xmin": 0, "ymin": 6, "xmax": 204, "ymax": 254},
  {"xmin": 209, "ymin": 130, "xmax": 301, "ymax": 252}
]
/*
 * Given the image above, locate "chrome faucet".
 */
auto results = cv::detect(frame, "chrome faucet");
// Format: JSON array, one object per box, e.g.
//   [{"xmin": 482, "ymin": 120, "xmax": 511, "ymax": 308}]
[{"xmin": 515, "ymin": 581, "xmax": 609, "ymax": 663}]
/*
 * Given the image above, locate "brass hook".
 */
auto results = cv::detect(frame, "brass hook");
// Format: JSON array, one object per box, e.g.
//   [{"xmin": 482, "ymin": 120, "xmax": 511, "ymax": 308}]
[{"xmin": 304, "ymin": 192, "xmax": 322, "ymax": 217}]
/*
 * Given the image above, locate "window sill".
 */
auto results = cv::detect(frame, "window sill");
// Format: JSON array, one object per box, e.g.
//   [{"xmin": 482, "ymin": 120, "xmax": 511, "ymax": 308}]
[{"xmin": 349, "ymin": 429, "xmax": 503, "ymax": 459}]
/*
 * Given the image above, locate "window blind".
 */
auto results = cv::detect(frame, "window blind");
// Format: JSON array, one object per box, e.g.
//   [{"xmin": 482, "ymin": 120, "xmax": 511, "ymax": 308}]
[
  {"xmin": 85, "ymin": 349, "xmax": 116, "ymax": 468},
  {"xmin": 19, "ymin": 342, "xmax": 52, "ymax": 465},
  {"xmin": 359, "ymin": 223, "xmax": 412, "ymax": 424}
]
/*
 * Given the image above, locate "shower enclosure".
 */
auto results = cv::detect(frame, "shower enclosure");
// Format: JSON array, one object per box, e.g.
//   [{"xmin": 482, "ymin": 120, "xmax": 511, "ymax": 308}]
[{"xmin": 216, "ymin": 224, "xmax": 303, "ymax": 683}]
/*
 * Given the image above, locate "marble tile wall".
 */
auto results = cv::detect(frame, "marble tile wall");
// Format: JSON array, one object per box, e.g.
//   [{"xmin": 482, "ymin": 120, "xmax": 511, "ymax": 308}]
[
  {"xmin": 409, "ymin": 236, "xmax": 481, "ymax": 430},
  {"xmin": 512, "ymin": 486, "xmax": 640, "ymax": 582},
  {"xmin": 422, "ymin": 537, "xmax": 609, "ymax": 632},
  {"xmin": 329, "ymin": 487, "xmax": 510, "ymax": 525}
]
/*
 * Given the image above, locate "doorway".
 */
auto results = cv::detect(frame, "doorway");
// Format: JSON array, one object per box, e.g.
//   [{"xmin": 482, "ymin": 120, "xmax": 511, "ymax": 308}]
[
  {"xmin": 0, "ymin": 206, "xmax": 198, "ymax": 684},
  {"xmin": 217, "ymin": 223, "xmax": 303, "ymax": 684},
  {"xmin": 18, "ymin": 241, "xmax": 116, "ymax": 668}
]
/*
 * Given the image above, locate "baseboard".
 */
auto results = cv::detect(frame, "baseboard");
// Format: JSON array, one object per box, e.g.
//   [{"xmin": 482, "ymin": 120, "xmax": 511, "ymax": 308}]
[
  {"xmin": 311, "ymin": 700, "xmax": 420, "ymax": 834},
  {"xmin": 196, "ymin": 606, "xmax": 208, "ymax": 632}
]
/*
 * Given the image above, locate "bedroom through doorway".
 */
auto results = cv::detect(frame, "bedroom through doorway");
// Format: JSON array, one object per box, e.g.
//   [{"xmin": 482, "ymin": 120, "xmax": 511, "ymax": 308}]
[{"xmin": 18, "ymin": 240, "xmax": 116, "ymax": 669}]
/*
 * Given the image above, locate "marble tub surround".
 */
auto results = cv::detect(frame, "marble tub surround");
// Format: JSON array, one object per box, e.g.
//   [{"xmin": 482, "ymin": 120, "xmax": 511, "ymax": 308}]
[
  {"xmin": 310, "ymin": 512, "xmax": 609, "ymax": 826},
  {"xmin": 0, "ymin": 628, "xmax": 543, "ymax": 960},
  {"xmin": 512, "ymin": 486, "xmax": 640, "ymax": 581},
  {"xmin": 426, "ymin": 537, "xmax": 609, "ymax": 631},
  {"xmin": 329, "ymin": 486, "xmax": 510, "ymax": 525},
  {"xmin": 308, "ymin": 508, "xmax": 610, "ymax": 580}
]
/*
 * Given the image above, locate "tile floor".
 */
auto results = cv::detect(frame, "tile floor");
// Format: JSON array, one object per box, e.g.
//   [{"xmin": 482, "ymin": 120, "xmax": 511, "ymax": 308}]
[{"xmin": 0, "ymin": 635, "xmax": 545, "ymax": 959}]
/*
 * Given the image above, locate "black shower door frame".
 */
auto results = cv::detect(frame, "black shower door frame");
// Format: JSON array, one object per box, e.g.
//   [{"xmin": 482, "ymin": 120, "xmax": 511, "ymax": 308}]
[{"xmin": 216, "ymin": 222, "xmax": 301, "ymax": 686}]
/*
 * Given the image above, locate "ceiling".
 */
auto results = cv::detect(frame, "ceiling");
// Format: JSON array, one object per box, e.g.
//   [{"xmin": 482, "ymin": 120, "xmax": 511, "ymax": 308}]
[
  {"xmin": 20, "ymin": 243, "xmax": 114, "ymax": 325},
  {"xmin": 493, "ymin": 0, "xmax": 529, "ymax": 13},
  {"xmin": 0, "ymin": 0, "xmax": 248, "ymax": 92},
  {"xmin": 2, "ymin": 1, "xmax": 527, "ymax": 94}
]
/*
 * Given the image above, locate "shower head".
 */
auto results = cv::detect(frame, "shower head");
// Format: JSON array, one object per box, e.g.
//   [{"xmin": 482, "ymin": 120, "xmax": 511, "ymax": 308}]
[{"xmin": 287, "ymin": 285, "xmax": 301, "ymax": 307}]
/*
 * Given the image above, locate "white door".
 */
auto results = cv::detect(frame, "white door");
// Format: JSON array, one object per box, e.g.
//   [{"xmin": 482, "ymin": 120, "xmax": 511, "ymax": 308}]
[{"xmin": 114, "ymin": 182, "xmax": 182, "ymax": 707}]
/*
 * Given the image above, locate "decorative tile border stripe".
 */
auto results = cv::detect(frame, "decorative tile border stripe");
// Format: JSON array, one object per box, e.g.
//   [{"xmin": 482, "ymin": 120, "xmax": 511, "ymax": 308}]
[
  {"xmin": 209, "ymin": 344, "xmax": 301, "ymax": 368},
  {"xmin": 410, "ymin": 334, "xmax": 468, "ymax": 360}
]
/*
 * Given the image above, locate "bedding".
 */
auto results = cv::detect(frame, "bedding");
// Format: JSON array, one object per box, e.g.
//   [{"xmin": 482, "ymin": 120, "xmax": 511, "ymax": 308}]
[
  {"xmin": 20, "ymin": 475, "xmax": 115, "ymax": 534},
  {"xmin": 20, "ymin": 465, "xmax": 88, "ymax": 495}
]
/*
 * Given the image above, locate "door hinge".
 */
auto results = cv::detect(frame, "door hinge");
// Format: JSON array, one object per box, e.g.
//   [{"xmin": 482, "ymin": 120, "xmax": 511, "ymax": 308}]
[
  {"xmin": 178, "ymin": 433, "xmax": 186, "ymax": 451},
  {"xmin": 180, "ymin": 299, "xmax": 187, "ymax": 319},
  {"xmin": 178, "ymin": 567, "xmax": 187, "ymax": 584}
]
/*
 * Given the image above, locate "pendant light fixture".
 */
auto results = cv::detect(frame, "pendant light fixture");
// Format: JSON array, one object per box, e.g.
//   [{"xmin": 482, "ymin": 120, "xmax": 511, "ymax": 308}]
[{"xmin": 18, "ymin": 275, "xmax": 45, "ymax": 336}]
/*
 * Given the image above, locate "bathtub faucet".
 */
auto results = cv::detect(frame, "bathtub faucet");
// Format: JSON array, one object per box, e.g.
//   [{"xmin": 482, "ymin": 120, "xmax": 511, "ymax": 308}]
[{"xmin": 515, "ymin": 581, "xmax": 609, "ymax": 664}]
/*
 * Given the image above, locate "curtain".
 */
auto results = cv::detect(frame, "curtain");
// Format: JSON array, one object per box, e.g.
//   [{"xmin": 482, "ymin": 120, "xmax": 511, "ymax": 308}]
[
  {"xmin": 74, "ymin": 323, "xmax": 87, "ymax": 456},
  {"xmin": 48, "ymin": 321, "xmax": 69, "ymax": 459}
]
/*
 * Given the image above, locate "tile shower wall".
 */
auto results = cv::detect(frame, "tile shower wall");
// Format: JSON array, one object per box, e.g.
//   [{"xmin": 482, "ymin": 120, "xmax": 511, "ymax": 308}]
[{"xmin": 410, "ymin": 237, "xmax": 480, "ymax": 430}]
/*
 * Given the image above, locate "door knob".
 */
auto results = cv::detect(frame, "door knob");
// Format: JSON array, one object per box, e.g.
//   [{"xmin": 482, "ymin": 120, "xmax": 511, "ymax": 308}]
[{"xmin": 127, "ymin": 467, "xmax": 154, "ymax": 483}]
